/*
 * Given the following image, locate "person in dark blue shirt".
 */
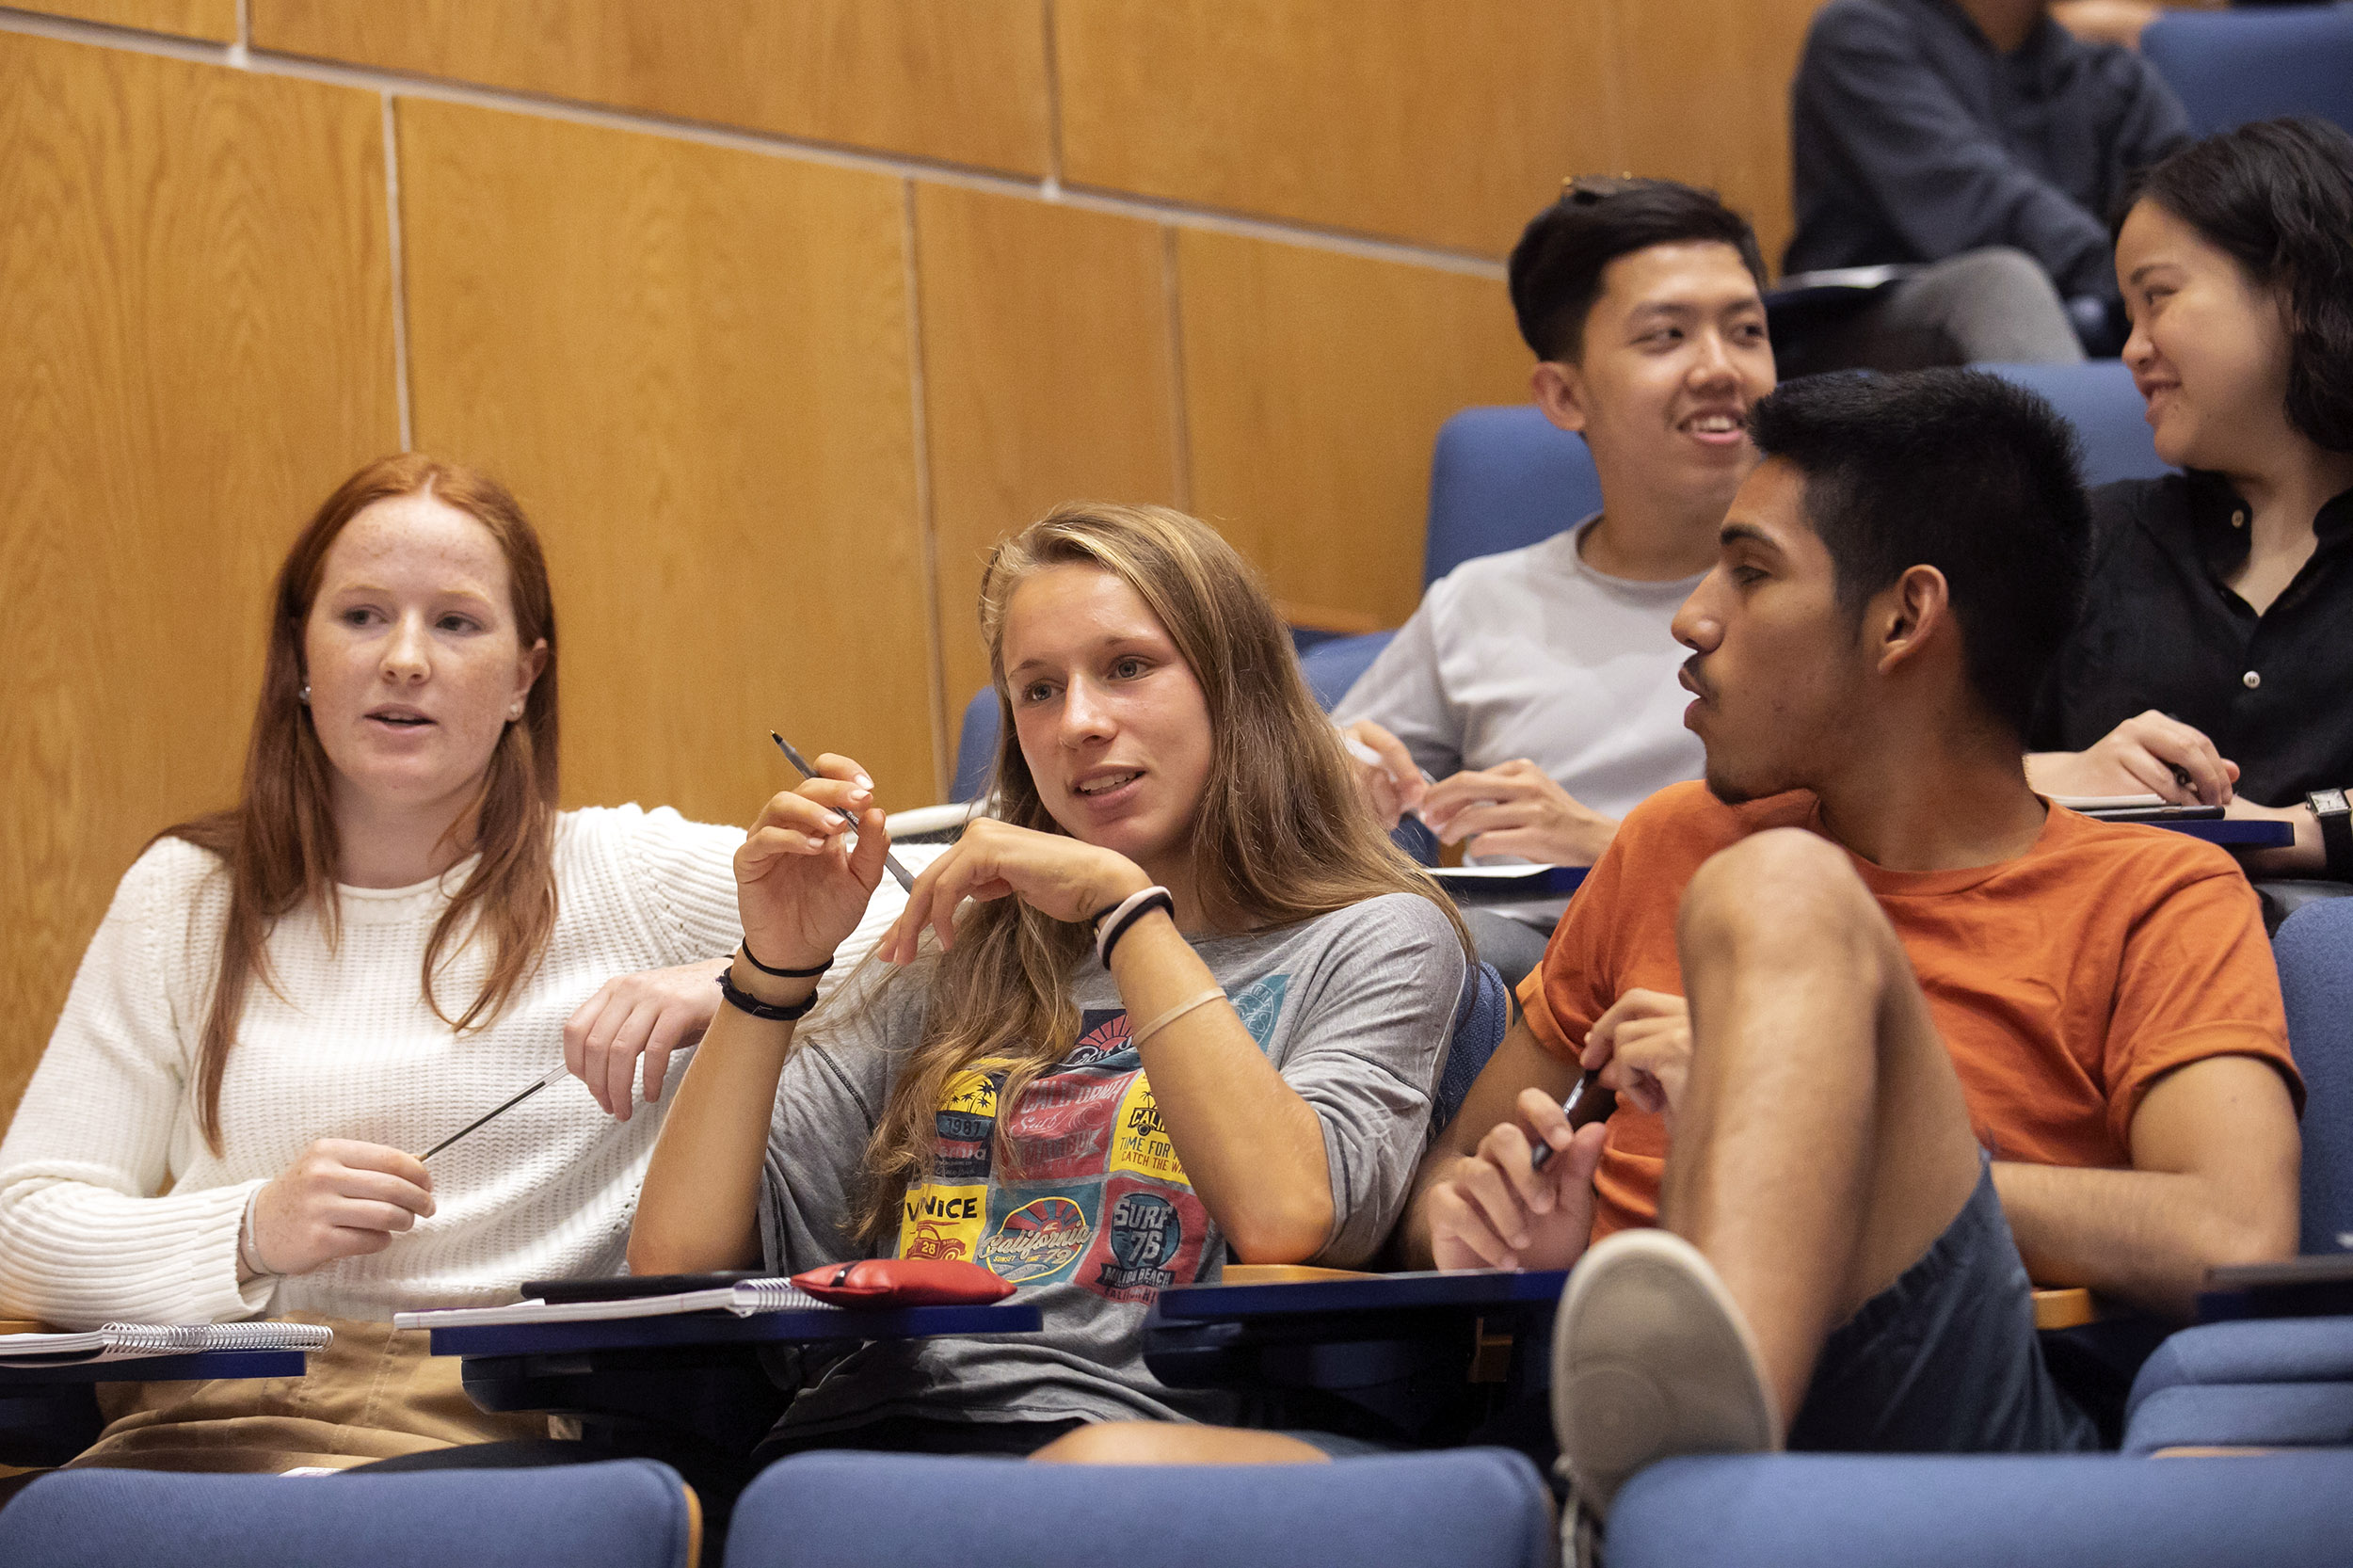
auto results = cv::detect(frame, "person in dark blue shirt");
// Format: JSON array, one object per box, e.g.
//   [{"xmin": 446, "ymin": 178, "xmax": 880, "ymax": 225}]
[{"xmin": 1782, "ymin": 0, "xmax": 2190, "ymax": 373}]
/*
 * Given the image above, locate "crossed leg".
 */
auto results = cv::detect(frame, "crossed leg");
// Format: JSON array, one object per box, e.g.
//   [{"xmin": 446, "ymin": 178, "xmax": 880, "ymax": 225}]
[{"xmin": 1657, "ymin": 826, "xmax": 1984, "ymax": 1429}]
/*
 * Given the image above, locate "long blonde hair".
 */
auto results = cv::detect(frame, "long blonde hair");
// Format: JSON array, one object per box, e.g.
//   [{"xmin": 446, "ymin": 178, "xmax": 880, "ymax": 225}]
[
  {"xmin": 164, "ymin": 455, "xmax": 561, "ymax": 1153},
  {"xmin": 850, "ymin": 503, "xmax": 1465, "ymax": 1241}
]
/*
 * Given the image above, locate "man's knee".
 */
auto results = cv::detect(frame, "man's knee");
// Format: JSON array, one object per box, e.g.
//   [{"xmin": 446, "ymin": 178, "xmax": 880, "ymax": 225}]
[{"xmin": 1678, "ymin": 828, "xmax": 1883, "ymax": 965}]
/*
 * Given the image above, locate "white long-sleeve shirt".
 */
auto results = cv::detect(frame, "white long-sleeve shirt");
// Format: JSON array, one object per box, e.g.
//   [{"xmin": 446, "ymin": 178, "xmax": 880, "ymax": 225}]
[{"xmin": 0, "ymin": 806, "xmax": 768, "ymax": 1328}]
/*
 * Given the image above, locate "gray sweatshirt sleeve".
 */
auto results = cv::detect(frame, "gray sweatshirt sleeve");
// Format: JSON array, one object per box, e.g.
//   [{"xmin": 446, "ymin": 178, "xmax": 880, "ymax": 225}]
[
  {"xmin": 1330, "ymin": 593, "xmax": 1466, "ymax": 783},
  {"xmin": 1272, "ymin": 895, "xmax": 1469, "ymax": 1266},
  {"xmin": 756, "ymin": 965, "xmax": 911, "ymax": 1273}
]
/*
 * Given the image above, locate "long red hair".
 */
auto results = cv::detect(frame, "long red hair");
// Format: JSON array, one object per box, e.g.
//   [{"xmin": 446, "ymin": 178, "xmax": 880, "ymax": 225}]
[{"xmin": 165, "ymin": 454, "xmax": 561, "ymax": 1152}]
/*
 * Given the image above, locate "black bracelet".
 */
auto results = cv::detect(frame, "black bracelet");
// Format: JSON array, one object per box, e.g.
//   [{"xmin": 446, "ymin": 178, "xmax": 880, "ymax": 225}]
[
  {"xmin": 1097, "ymin": 890, "xmax": 1176, "ymax": 969},
  {"xmin": 715, "ymin": 968, "xmax": 822, "ymax": 1022},
  {"xmin": 737, "ymin": 942, "xmax": 832, "ymax": 980}
]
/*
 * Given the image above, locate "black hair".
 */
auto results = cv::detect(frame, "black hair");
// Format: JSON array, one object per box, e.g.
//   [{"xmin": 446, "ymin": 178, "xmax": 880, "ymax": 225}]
[
  {"xmin": 2116, "ymin": 116, "xmax": 2353, "ymax": 453},
  {"xmin": 1507, "ymin": 176, "xmax": 1769, "ymax": 362},
  {"xmin": 1748, "ymin": 369, "xmax": 2091, "ymax": 741}
]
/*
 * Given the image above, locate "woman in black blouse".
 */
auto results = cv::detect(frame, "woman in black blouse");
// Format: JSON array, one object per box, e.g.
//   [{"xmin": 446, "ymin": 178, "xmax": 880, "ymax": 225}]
[{"xmin": 2029, "ymin": 117, "xmax": 2353, "ymax": 878}]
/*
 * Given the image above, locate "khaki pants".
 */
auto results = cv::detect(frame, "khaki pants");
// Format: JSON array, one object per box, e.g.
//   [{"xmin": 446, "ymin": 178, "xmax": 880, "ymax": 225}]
[{"xmin": 60, "ymin": 1314, "xmax": 548, "ymax": 1478}]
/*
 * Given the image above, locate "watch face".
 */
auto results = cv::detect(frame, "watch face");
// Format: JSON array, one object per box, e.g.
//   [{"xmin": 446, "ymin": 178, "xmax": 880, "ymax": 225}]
[{"xmin": 2313, "ymin": 789, "xmax": 2349, "ymax": 816}]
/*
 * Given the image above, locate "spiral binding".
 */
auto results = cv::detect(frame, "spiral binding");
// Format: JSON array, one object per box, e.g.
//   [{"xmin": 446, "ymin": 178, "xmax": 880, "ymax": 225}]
[
  {"xmin": 98, "ymin": 1321, "xmax": 335, "ymax": 1352},
  {"xmin": 723, "ymin": 1279, "xmax": 828, "ymax": 1317}
]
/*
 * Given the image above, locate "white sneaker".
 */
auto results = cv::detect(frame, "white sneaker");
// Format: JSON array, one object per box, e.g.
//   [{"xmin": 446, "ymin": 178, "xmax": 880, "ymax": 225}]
[{"xmin": 1549, "ymin": 1228, "xmax": 1783, "ymax": 1520}]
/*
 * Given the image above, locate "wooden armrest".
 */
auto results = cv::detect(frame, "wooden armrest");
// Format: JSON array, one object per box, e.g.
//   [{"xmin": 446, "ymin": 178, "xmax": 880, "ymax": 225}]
[
  {"xmin": 1220, "ymin": 1265, "xmax": 1380, "ymax": 1285},
  {"xmin": 2032, "ymin": 1287, "xmax": 2099, "ymax": 1330}
]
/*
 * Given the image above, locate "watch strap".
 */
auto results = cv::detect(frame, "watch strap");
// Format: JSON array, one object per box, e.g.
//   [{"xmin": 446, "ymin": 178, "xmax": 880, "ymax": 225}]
[{"xmin": 2307, "ymin": 788, "xmax": 2351, "ymax": 879}]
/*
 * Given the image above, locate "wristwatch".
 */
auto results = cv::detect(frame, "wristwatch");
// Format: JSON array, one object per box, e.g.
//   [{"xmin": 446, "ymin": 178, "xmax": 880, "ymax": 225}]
[{"xmin": 2306, "ymin": 788, "xmax": 2351, "ymax": 879}]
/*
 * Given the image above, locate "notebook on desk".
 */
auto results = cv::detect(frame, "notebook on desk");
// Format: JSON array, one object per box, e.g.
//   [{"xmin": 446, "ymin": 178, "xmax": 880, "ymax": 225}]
[
  {"xmin": 392, "ymin": 1277, "xmax": 829, "ymax": 1331},
  {"xmin": 0, "ymin": 1320, "xmax": 333, "ymax": 1367}
]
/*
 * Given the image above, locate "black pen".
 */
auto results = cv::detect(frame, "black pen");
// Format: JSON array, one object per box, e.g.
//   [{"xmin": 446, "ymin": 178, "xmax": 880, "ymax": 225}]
[
  {"xmin": 1529, "ymin": 1069, "xmax": 1611, "ymax": 1173},
  {"xmin": 771, "ymin": 732, "xmax": 917, "ymax": 892},
  {"xmin": 416, "ymin": 1063, "xmax": 568, "ymax": 1161}
]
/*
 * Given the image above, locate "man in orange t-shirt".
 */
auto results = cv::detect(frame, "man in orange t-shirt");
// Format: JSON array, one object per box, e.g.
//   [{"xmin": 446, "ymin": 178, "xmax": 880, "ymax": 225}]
[{"xmin": 1396, "ymin": 369, "xmax": 2301, "ymax": 1522}]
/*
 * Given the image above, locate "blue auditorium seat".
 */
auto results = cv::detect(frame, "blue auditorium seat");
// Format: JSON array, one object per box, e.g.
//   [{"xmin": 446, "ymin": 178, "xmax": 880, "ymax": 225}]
[
  {"xmin": 2278, "ymin": 896, "xmax": 2353, "ymax": 1256},
  {"xmin": 1605, "ymin": 1449, "xmax": 2353, "ymax": 1566},
  {"xmin": 1421, "ymin": 406, "xmax": 1606, "ymax": 584},
  {"xmin": 0, "ymin": 1459, "xmax": 701, "ymax": 1568},
  {"xmin": 950, "ymin": 685, "xmax": 999, "ymax": 802},
  {"xmin": 724, "ymin": 1448, "xmax": 1553, "ymax": 1568},
  {"xmin": 1433, "ymin": 959, "xmax": 1511, "ymax": 1133},
  {"xmin": 1975, "ymin": 361, "xmax": 2171, "ymax": 488},
  {"xmin": 2140, "ymin": 5, "xmax": 2353, "ymax": 137},
  {"xmin": 1302, "ymin": 406, "xmax": 1604, "ymax": 712}
]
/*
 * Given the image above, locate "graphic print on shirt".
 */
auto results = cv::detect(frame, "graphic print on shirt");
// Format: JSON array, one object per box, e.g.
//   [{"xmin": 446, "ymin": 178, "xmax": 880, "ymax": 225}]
[{"xmin": 894, "ymin": 974, "xmax": 1289, "ymax": 1303}]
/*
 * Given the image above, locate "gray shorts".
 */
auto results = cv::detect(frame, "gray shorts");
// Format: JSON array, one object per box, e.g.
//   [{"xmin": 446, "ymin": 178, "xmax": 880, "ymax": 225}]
[{"xmin": 1786, "ymin": 1157, "xmax": 2103, "ymax": 1454}]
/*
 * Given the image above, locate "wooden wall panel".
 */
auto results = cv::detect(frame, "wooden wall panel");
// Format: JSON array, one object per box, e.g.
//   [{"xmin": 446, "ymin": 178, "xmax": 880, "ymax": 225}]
[
  {"xmin": 1611, "ymin": 0, "xmax": 1827, "ymax": 269},
  {"xmin": 0, "ymin": 33, "xmax": 398, "ymax": 1128},
  {"xmin": 253, "ymin": 0, "xmax": 1051, "ymax": 177},
  {"xmin": 1177, "ymin": 232, "xmax": 1530, "ymax": 631},
  {"xmin": 10, "ymin": 0, "xmax": 236, "ymax": 41},
  {"xmin": 912, "ymin": 185, "xmax": 1180, "ymax": 713},
  {"xmin": 1055, "ymin": 0, "xmax": 1615, "ymax": 257},
  {"xmin": 395, "ymin": 100, "xmax": 936, "ymax": 823}
]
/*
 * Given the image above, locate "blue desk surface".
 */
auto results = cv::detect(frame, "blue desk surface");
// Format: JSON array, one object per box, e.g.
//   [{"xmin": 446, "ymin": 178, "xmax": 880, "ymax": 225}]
[
  {"xmin": 0, "ymin": 1349, "xmax": 309, "ymax": 1386},
  {"xmin": 2153, "ymin": 819, "xmax": 2294, "ymax": 849},
  {"xmin": 1156, "ymin": 1269, "xmax": 1567, "ymax": 1322},
  {"xmin": 429, "ymin": 1301, "xmax": 1042, "ymax": 1359}
]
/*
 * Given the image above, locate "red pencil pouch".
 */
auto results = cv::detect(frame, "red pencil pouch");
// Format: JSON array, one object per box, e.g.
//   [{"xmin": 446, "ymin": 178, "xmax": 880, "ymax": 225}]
[{"xmin": 792, "ymin": 1258, "xmax": 1015, "ymax": 1307}]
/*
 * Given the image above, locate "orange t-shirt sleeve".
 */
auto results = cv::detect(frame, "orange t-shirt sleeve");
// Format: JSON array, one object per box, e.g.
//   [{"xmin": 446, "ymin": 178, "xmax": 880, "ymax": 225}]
[
  {"xmin": 2104, "ymin": 865, "xmax": 2301, "ymax": 1150},
  {"xmin": 1515, "ymin": 830, "xmax": 1632, "ymax": 1066}
]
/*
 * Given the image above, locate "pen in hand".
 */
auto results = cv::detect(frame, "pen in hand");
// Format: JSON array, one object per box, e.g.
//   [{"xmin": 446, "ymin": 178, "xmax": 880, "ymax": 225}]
[
  {"xmin": 770, "ymin": 732, "xmax": 917, "ymax": 893},
  {"xmin": 1529, "ymin": 1069, "xmax": 1614, "ymax": 1174}
]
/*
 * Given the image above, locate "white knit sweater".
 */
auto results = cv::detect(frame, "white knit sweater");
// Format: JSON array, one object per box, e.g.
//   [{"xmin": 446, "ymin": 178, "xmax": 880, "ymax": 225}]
[{"xmin": 0, "ymin": 806, "xmax": 786, "ymax": 1328}]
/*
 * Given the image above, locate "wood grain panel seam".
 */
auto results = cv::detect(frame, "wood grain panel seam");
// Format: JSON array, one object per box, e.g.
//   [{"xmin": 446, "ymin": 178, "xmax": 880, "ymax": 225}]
[
  {"xmin": 381, "ymin": 92, "xmax": 413, "ymax": 451},
  {"xmin": 1040, "ymin": 0, "xmax": 1064, "ymax": 189},
  {"xmin": 1161, "ymin": 225, "xmax": 1193, "ymax": 516},
  {"xmin": 901, "ymin": 179, "xmax": 951, "ymax": 803},
  {"xmin": 0, "ymin": 10, "xmax": 1507, "ymax": 280}
]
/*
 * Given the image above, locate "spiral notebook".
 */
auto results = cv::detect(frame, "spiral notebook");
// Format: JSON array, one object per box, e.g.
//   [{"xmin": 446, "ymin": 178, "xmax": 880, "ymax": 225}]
[
  {"xmin": 392, "ymin": 1277, "xmax": 828, "ymax": 1331},
  {"xmin": 0, "ymin": 1320, "xmax": 334, "ymax": 1367}
]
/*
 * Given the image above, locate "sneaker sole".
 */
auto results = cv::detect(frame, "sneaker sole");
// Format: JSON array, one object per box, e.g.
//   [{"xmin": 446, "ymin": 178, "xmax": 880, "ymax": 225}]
[{"xmin": 1549, "ymin": 1227, "xmax": 1782, "ymax": 1517}]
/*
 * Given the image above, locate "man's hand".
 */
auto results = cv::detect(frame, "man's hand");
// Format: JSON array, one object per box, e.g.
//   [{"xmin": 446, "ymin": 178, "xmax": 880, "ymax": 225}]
[
  {"xmin": 2027, "ymin": 711, "xmax": 2238, "ymax": 807},
  {"xmin": 1340, "ymin": 720, "xmax": 1428, "ymax": 830},
  {"xmin": 1419, "ymin": 760, "xmax": 1619, "ymax": 867},
  {"xmin": 1424, "ymin": 1087, "xmax": 1610, "ymax": 1272},
  {"xmin": 1582, "ymin": 988, "xmax": 1691, "ymax": 1133}
]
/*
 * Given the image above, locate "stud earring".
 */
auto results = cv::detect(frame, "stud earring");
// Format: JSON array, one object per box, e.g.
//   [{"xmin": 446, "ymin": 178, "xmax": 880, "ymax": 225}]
[{"xmin": 298, "ymin": 684, "xmax": 311, "ymax": 706}]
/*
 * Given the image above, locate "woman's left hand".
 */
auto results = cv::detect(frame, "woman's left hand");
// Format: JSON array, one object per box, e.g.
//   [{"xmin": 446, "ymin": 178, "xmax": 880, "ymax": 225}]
[
  {"xmin": 562, "ymin": 957, "xmax": 730, "ymax": 1121},
  {"xmin": 878, "ymin": 818, "xmax": 1151, "ymax": 963}
]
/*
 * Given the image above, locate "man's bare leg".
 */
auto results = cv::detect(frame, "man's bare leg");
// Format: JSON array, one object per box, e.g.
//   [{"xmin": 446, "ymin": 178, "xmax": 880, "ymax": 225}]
[
  {"xmin": 1030, "ymin": 1423, "xmax": 1331, "ymax": 1464},
  {"xmin": 1664, "ymin": 827, "xmax": 1985, "ymax": 1426}
]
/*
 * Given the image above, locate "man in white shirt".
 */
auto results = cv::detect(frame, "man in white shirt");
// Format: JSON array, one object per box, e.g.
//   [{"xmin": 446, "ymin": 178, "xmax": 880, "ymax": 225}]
[{"xmin": 1337, "ymin": 176, "xmax": 1779, "ymax": 984}]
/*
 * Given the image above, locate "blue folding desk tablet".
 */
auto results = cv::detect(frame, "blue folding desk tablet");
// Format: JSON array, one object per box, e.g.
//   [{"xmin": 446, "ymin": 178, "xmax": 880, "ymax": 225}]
[
  {"xmin": 1156, "ymin": 1269, "xmax": 1568, "ymax": 1322},
  {"xmin": 0, "ymin": 1348, "xmax": 311, "ymax": 1386}
]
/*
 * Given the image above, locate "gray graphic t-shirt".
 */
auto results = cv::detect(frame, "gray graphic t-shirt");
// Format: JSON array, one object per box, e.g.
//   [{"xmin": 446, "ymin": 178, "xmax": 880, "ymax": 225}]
[{"xmin": 756, "ymin": 890, "xmax": 1465, "ymax": 1436}]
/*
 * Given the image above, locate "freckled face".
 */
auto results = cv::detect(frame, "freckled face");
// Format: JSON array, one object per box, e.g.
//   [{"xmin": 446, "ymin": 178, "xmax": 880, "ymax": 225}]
[
  {"xmin": 1001, "ymin": 564, "xmax": 1214, "ymax": 880},
  {"xmin": 1670, "ymin": 459, "xmax": 1867, "ymax": 804},
  {"xmin": 302, "ymin": 492, "xmax": 544, "ymax": 828}
]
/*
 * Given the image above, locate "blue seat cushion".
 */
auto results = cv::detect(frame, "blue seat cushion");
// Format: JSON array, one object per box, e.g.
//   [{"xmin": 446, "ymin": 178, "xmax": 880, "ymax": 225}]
[
  {"xmin": 0, "ymin": 1458, "xmax": 697, "ymax": 1568},
  {"xmin": 1608, "ymin": 1449, "xmax": 2353, "ymax": 1568},
  {"xmin": 2121, "ymin": 1380, "xmax": 2353, "ymax": 1454},
  {"xmin": 726, "ymin": 1448, "xmax": 1552, "ymax": 1568},
  {"xmin": 2127, "ymin": 1317, "xmax": 2353, "ymax": 1418}
]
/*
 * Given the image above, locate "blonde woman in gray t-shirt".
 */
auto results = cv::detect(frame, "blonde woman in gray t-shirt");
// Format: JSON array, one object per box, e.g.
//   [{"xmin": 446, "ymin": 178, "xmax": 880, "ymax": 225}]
[{"xmin": 632, "ymin": 503, "xmax": 1471, "ymax": 1465}]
